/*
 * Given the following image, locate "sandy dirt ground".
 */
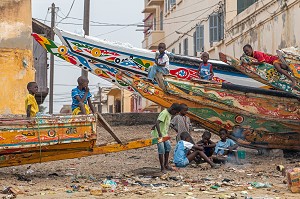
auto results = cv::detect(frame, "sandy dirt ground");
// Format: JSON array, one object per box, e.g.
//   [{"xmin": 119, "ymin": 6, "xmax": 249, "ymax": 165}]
[{"xmin": 0, "ymin": 125, "xmax": 299, "ymax": 199}]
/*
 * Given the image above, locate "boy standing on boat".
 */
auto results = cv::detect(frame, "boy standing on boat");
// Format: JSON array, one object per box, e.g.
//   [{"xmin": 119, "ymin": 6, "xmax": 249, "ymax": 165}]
[
  {"xmin": 151, "ymin": 103, "xmax": 181, "ymax": 173},
  {"xmin": 197, "ymin": 52, "xmax": 214, "ymax": 80},
  {"xmin": 147, "ymin": 43, "xmax": 170, "ymax": 83},
  {"xmin": 72, "ymin": 76, "xmax": 95, "ymax": 115},
  {"xmin": 243, "ymin": 44, "xmax": 296, "ymax": 87},
  {"xmin": 170, "ymin": 103, "xmax": 193, "ymax": 142},
  {"xmin": 25, "ymin": 82, "xmax": 39, "ymax": 118}
]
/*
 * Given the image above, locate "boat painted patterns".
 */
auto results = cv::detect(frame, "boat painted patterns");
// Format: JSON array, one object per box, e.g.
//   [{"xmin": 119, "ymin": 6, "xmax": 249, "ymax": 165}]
[
  {"xmin": 0, "ymin": 114, "xmax": 170, "ymax": 167},
  {"xmin": 219, "ymin": 52, "xmax": 300, "ymax": 97},
  {"xmin": 0, "ymin": 114, "xmax": 96, "ymax": 155},
  {"xmin": 32, "ymin": 33, "xmax": 134, "ymax": 92},
  {"xmin": 277, "ymin": 47, "xmax": 300, "ymax": 80},
  {"xmin": 54, "ymin": 29, "xmax": 268, "ymax": 86},
  {"xmin": 118, "ymin": 73, "xmax": 300, "ymax": 150},
  {"xmin": 165, "ymin": 77, "xmax": 300, "ymax": 120}
]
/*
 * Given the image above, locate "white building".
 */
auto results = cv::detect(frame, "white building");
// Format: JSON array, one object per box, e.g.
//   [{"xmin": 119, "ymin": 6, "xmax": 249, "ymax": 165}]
[{"xmin": 142, "ymin": 0, "xmax": 300, "ymax": 59}]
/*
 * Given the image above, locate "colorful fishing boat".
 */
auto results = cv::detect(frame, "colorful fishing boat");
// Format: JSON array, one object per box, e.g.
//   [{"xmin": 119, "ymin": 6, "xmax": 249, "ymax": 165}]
[
  {"xmin": 164, "ymin": 76, "xmax": 300, "ymax": 121},
  {"xmin": 117, "ymin": 72, "xmax": 300, "ymax": 150},
  {"xmin": 0, "ymin": 114, "xmax": 169, "ymax": 167},
  {"xmin": 48, "ymin": 28, "xmax": 264, "ymax": 87},
  {"xmin": 32, "ymin": 29, "xmax": 300, "ymax": 151},
  {"xmin": 219, "ymin": 52, "xmax": 300, "ymax": 97}
]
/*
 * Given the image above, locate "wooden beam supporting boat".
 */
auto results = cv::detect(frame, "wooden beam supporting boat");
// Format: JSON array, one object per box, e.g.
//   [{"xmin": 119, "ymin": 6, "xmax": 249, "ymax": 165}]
[
  {"xmin": 96, "ymin": 113, "xmax": 122, "ymax": 144},
  {"xmin": 0, "ymin": 136, "xmax": 170, "ymax": 168}
]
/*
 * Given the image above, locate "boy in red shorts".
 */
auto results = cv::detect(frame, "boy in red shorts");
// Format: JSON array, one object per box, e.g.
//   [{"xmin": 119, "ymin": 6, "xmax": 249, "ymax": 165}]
[{"xmin": 243, "ymin": 44, "xmax": 296, "ymax": 87}]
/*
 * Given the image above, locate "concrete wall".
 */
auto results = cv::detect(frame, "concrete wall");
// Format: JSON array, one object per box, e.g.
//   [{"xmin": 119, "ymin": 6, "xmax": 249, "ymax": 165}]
[
  {"xmin": 220, "ymin": 0, "xmax": 300, "ymax": 58},
  {"xmin": 0, "ymin": 0, "xmax": 34, "ymax": 114},
  {"xmin": 102, "ymin": 112, "xmax": 159, "ymax": 126}
]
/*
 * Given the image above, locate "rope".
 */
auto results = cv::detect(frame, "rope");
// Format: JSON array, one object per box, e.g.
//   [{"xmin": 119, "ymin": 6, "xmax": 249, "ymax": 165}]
[{"xmin": 35, "ymin": 116, "xmax": 42, "ymax": 163}]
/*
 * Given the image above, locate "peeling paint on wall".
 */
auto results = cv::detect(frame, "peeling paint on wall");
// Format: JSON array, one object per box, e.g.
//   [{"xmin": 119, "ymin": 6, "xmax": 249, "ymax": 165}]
[{"xmin": 0, "ymin": 0, "xmax": 34, "ymax": 114}]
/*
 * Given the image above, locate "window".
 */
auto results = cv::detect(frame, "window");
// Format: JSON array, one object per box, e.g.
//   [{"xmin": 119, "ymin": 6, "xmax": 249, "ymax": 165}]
[
  {"xmin": 209, "ymin": 13, "xmax": 224, "ymax": 43},
  {"xmin": 165, "ymin": 0, "xmax": 169, "ymax": 12},
  {"xmin": 165, "ymin": 0, "xmax": 176, "ymax": 12},
  {"xmin": 193, "ymin": 32, "xmax": 197, "ymax": 56},
  {"xmin": 238, "ymin": 0, "xmax": 257, "ymax": 14},
  {"xmin": 153, "ymin": 17, "xmax": 156, "ymax": 31},
  {"xmin": 183, "ymin": 38, "xmax": 188, "ymax": 56},
  {"xmin": 170, "ymin": 0, "xmax": 176, "ymax": 7},
  {"xmin": 171, "ymin": 48, "xmax": 175, "ymax": 54},
  {"xmin": 179, "ymin": 43, "xmax": 181, "ymax": 55},
  {"xmin": 196, "ymin": 25, "xmax": 204, "ymax": 52},
  {"xmin": 160, "ymin": 11, "xmax": 163, "ymax": 30}
]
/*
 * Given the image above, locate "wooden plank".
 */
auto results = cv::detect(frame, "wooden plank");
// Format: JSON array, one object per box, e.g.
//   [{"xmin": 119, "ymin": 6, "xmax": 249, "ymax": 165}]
[
  {"xmin": 96, "ymin": 113, "xmax": 122, "ymax": 144},
  {"xmin": 0, "ymin": 136, "xmax": 170, "ymax": 168}
]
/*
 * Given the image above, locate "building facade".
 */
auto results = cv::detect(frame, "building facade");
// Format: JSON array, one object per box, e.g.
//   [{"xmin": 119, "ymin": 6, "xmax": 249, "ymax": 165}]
[
  {"xmin": 0, "ymin": 0, "xmax": 49, "ymax": 115},
  {"xmin": 0, "ymin": 0, "xmax": 35, "ymax": 114},
  {"xmin": 142, "ymin": 0, "xmax": 300, "ymax": 59}
]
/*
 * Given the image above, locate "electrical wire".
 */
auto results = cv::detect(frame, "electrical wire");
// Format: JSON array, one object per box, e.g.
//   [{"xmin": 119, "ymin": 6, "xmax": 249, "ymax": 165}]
[
  {"xmin": 56, "ymin": 0, "xmax": 76, "ymax": 25},
  {"xmin": 149, "ymin": 2, "xmax": 221, "ymax": 47}
]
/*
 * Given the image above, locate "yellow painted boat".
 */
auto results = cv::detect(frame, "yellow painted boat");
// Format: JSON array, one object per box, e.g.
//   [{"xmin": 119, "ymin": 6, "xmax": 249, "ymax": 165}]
[{"xmin": 0, "ymin": 114, "xmax": 169, "ymax": 167}]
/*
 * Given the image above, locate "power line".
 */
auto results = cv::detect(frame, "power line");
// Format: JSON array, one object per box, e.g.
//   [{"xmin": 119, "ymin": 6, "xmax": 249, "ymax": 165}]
[
  {"xmin": 149, "ymin": 2, "xmax": 220, "ymax": 47},
  {"xmin": 163, "ymin": 4, "xmax": 216, "ymax": 21},
  {"xmin": 57, "ymin": 11, "xmax": 143, "ymax": 26},
  {"xmin": 94, "ymin": 26, "xmax": 130, "ymax": 37},
  {"xmin": 56, "ymin": 0, "xmax": 76, "ymax": 25}
]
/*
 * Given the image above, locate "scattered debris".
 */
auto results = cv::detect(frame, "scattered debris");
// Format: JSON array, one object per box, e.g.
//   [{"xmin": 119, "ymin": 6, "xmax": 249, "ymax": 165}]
[
  {"xmin": 14, "ymin": 174, "xmax": 31, "ymax": 182},
  {"xmin": 90, "ymin": 189, "xmax": 103, "ymax": 196},
  {"xmin": 250, "ymin": 182, "xmax": 272, "ymax": 188},
  {"xmin": 48, "ymin": 173, "xmax": 59, "ymax": 177},
  {"xmin": 287, "ymin": 167, "xmax": 300, "ymax": 192}
]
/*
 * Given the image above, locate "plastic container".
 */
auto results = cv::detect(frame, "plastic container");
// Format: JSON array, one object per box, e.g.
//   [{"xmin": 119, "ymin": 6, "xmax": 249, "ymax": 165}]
[{"xmin": 238, "ymin": 150, "xmax": 246, "ymax": 159}]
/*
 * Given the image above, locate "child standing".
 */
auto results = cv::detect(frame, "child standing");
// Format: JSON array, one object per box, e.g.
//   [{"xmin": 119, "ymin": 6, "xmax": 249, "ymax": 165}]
[
  {"xmin": 173, "ymin": 132, "xmax": 218, "ymax": 168},
  {"xmin": 72, "ymin": 76, "xmax": 95, "ymax": 115},
  {"xmin": 25, "ymin": 82, "xmax": 39, "ymax": 118},
  {"xmin": 197, "ymin": 52, "xmax": 214, "ymax": 80},
  {"xmin": 147, "ymin": 43, "xmax": 170, "ymax": 83},
  {"xmin": 197, "ymin": 130, "xmax": 216, "ymax": 157},
  {"xmin": 243, "ymin": 44, "xmax": 296, "ymax": 87},
  {"xmin": 170, "ymin": 103, "xmax": 193, "ymax": 142},
  {"xmin": 151, "ymin": 103, "xmax": 181, "ymax": 173},
  {"xmin": 213, "ymin": 129, "xmax": 241, "ymax": 164}
]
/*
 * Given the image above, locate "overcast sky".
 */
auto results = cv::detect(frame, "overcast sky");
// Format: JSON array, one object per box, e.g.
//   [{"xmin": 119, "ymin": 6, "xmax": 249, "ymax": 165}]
[{"xmin": 32, "ymin": 0, "xmax": 144, "ymax": 113}]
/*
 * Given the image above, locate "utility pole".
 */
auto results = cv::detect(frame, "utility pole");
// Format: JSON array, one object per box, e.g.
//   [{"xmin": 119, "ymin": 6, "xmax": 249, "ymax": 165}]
[
  {"xmin": 49, "ymin": 3, "xmax": 56, "ymax": 114},
  {"xmin": 98, "ymin": 85, "xmax": 102, "ymax": 113},
  {"xmin": 82, "ymin": 0, "xmax": 90, "ymax": 78}
]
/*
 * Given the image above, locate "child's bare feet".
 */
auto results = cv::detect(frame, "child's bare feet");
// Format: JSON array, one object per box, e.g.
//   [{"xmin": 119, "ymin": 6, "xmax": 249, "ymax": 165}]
[{"xmin": 165, "ymin": 165, "xmax": 175, "ymax": 171}]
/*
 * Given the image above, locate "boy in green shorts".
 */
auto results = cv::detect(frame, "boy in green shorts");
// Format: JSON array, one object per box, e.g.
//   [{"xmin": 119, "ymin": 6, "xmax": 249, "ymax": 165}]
[{"xmin": 151, "ymin": 103, "xmax": 181, "ymax": 173}]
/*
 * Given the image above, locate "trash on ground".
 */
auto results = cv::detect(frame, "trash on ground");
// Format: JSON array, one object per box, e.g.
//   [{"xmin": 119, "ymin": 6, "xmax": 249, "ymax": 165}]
[
  {"xmin": 287, "ymin": 167, "xmax": 300, "ymax": 193},
  {"xmin": 90, "ymin": 189, "xmax": 103, "ymax": 196},
  {"xmin": 250, "ymin": 182, "xmax": 272, "ymax": 188}
]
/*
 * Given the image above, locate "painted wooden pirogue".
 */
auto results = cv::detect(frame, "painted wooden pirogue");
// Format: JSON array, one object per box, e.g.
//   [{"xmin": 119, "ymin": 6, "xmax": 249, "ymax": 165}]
[
  {"xmin": 35, "ymin": 28, "xmax": 265, "ymax": 87},
  {"xmin": 0, "ymin": 115, "xmax": 169, "ymax": 167},
  {"xmin": 219, "ymin": 53, "xmax": 300, "ymax": 97},
  {"xmin": 117, "ymin": 72, "xmax": 300, "ymax": 150},
  {"xmin": 165, "ymin": 77, "xmax": 300, "ymax": 121},
  {"xmin": 32, "ymin": 30, "xmax": 300, "ymax": 150}
]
